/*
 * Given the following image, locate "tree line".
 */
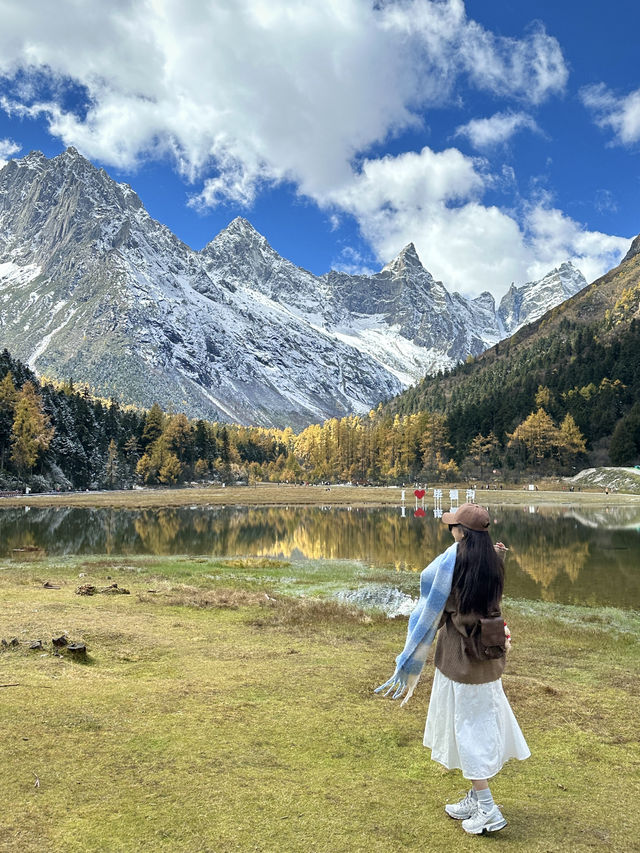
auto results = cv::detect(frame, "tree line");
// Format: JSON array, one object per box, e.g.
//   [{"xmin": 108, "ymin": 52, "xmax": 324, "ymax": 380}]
[
  {"xmin": 0, "ymin": 350, "xmax": 289, "ymax": 491},
  {"xmin": 0, "ymin": 347, "xmax": 599, "ymax": 493}
]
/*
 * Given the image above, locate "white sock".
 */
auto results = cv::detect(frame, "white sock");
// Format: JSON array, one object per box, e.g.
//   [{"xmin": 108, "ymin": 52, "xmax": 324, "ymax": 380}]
[{"xmin": 475, "ymin": 787, "xmax": 494, "ymax": 810}]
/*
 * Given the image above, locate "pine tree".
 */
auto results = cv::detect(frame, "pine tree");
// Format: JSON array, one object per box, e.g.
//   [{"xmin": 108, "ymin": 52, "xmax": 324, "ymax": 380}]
[
  {"xmin": 220, "ymin": 426, "xmax": 232, "ymax": 484},
  {"xmin": 558, "ymin": 414, "xmax": 587, "ymax": 469},
  {"xmin": 141, "ymin": 403, "xmax": 165, "ymax": 450},
  {"xmin": 0, "ymin": 372, "xmax": 18, "ymax": 471},
  {"xmin": 158, "ymin": 452, "xmax": 182, "ymax": 485},
  {"xmin": 163, "ymin": 414, "xmax": 193, "ymax": 467},
  {"xmin": 10, "ymin": 382, "xmax": 54, "ymax": 475},
  {"xmin": 420, "ymin": 413, "xmax": 450, "ymax": 478},
  {"xmin": 105, "ymin": 439, "xmax": 119, "ymax": 488},
  {"xmin": 468, "ymin": 433, "xmax": 489, "ymax": 478},
  {"xmin": 535, "ymin": 385, "xmax": 552, "ymax": 409},
  {"xmin": 507, "ymin": 408, "xmax": 561, "ymax": 468},
  {"xmin": 608, "ymin": 420, "xmax": 637, "ymax": 465},
  {"xmin": 609, "ymin": 404, "xmax": 640, "ymax": 465},
  {"xmin": 123, "ymin": 434, "xmax": 140, "ymax": 461}
]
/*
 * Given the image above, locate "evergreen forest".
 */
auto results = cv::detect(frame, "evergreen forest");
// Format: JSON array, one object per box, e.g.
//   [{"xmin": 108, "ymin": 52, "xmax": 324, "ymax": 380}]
[{"xmin": 1, "ymin": 312, "xmax": 639, "ymax": 492}]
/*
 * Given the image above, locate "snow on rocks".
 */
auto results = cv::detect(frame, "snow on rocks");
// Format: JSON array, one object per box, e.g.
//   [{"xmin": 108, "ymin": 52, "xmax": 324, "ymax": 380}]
[
  {"xmin": 0, "ymin": 148, "xmax": 589, "ymax": 427},
  {"xmin": 335, "ymin": 585, "xmax": 416, "ymax": 618}
]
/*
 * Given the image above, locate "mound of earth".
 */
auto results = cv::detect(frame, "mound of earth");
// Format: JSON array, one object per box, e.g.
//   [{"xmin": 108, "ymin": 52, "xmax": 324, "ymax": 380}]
[{"xmin": 567, "ymin": 467, "xmax": 640, "ymax": 494}]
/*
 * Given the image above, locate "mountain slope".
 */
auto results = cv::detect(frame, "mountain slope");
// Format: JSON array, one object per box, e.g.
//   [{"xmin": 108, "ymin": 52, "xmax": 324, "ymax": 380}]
[
  {"xmin": 201, "ymin": 221, "xmax": 587, "ymax": 384},
  {"xmin": 385, "ymin": 244, "xmax": 640, "ymax": 459},
  {"xmin": 0, "ymin": 150, "xmax": 403, "ymax": 428},
  {"xmin": 0, "ymin": 148, "xmax": 593, "ymax": 428}
]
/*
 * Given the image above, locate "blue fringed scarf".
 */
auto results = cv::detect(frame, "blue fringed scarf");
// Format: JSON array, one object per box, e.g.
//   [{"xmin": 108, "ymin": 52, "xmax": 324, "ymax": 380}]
[{"xmin": 375, "ymin": 541, "xmax": 457, "ymax": 705}]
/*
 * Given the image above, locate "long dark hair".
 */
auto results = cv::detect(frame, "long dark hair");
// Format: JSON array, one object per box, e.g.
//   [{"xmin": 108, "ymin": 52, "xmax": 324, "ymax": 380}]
[{"xmin": 452, "ymin": 527, "xmax": 504, "ymax": 615}]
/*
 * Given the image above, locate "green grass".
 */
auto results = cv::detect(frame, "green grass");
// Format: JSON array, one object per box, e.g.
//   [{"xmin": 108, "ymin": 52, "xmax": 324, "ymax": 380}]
[{"xmin": 0, "ymin": 555, "xmax": 638, "ymax": 852}]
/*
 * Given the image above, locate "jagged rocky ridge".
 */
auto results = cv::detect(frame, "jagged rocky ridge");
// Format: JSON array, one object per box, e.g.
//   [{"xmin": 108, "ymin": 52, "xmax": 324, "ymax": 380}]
[{"xmin": 0, "ymin": 148, "xmax": 588, "ymax": 427}]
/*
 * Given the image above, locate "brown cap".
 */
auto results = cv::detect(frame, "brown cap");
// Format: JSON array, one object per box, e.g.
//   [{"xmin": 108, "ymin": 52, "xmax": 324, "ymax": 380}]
[{"xmin": 441, "ymin": 503, "xmax": 490, "ymax": 531}]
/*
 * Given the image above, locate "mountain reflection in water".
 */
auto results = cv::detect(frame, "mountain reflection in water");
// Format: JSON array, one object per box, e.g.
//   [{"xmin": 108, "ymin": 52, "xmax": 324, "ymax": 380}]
[{"xmin": 1, "ymin": 503, "xmax": 638, "ymax": 609}]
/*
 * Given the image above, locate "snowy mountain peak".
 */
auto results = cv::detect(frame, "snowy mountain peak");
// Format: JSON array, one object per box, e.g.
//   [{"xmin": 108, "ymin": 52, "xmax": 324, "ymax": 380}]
[
  {"xmin": 202, "ymin": 214, "xmax": 274, "ymax": 257},
  {"xmin": 497, "ymin": 261, "xmax": 587, "ymax": 333},
  {"xmin": 537, "ymin": 261, "xmax": 586, "ymax": 296},
  {"xmin": 382, "ymin": 242, "xmax": 424, "ymax": 274},
  {"xmin": 61, "ymin": 146, "xmax": 82, "ymax": 159},
  {"xmin": 0, "ymin": 148, "xmax": 592, "ymax": 428},
  {"xmin": 472, "ymin": 291, "xmax": 496, "ymax": 313},
  {"xmin": 223, "ymin": 215, "xmax": 263, "ymax": 239},
  {"xmin": 49, "ymin": 147, "xmax": 108, "ymax": 183},
  {"xmin": 397, "ymin": 242, "xmax": 421, "ymax": 263},
  {"xmin": 51, "ymin": 147, "xmax": 91, "ymax": 168}
]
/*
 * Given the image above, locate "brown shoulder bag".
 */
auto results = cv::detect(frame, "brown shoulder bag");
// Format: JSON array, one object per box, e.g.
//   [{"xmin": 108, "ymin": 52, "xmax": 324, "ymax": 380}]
[{"xmin": 463, "ymin": 615, "xmax": 506, "ymax": 661}]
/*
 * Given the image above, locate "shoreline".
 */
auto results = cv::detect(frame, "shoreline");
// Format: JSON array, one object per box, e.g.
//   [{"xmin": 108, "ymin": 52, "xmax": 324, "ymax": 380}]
[
  {"xmin": 3, "ymin": 550, "xmax": 639, "ymax": 621},
  {"xmin": 1, "ymin": 482, "xmax": 639, "ymax": 509}
]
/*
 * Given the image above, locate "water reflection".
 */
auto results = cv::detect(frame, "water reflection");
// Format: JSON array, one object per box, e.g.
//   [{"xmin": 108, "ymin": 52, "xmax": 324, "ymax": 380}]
[
  {"xmin": 0, "ymin": 504, "xmax": 638, "ymax": 608},
  {"xmin": 565, "ymin": 506, "xmax": 640, "ymax": 530}
]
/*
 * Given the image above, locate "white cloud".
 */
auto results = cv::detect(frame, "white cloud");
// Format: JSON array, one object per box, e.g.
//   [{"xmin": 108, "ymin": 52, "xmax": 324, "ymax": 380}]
[
  {"xmin": 0, "ymin": 1, "xmax": 622, "ymax": 298},
  {"xmin": 324, "ymin": 146, "xmax": 526, "ymax": 295},
  {"xmin": 594, "ymin": 189, "xmax": 617, "ymax": 215},
  {"xmin": 0, "ymin": 137, "xmax": 20, "ymax": 169},
  {"xmin": 581, "ymin": 83, "xmax": 640, "ymax": 146},
  {"xmin": 385, "ymin": 4, "xmax": 567, "ymax": 105},
  {"xmin": 455, "ymin": 111, "xmax": 541, "ymax": 149},
  {"xmin": 327, "ymin": 146, "xmax": 485, "ymax": 213},
  {"xmin": 459, "ymin": 20, "xmax": 568, "ymax": 104},
  {"xmin": 0, "ymin": 0, "xmax": 568, "ymax": 203},
  {"xmin": 323, "ymin": 146, "xmax": 629, "ymax": 297},
  {"xmin": 332, "ymin": 246, "xmax": 376, "ymax": 276},
  {"xmin": 524, "ymin": 205, "xmax": 630, "ymax": 284}
]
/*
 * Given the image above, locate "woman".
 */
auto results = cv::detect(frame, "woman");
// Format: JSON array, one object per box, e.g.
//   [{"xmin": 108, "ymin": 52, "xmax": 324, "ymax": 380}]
[{"xmin": 375, "ymin": 503, "xmax": 529, "ymax": 835}]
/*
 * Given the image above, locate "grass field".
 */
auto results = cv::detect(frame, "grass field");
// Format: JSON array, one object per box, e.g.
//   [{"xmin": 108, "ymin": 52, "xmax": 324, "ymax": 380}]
[
  {"xmin": 1, "ymin": 554, "xmax": 638, "ymax": 852},
  {"xmin": 2, "ymin": 481, "xmax": 640, "ymax": 510}
]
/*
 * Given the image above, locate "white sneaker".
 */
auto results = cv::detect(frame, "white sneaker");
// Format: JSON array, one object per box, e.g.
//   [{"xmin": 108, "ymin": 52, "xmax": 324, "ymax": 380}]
[
  {"xmin": 461, "ymin": 804, "xmax": 507, "ymax": 835},
  {"xmin": 444, "ymin": 789, "xmax": 477, "ymax": 820}
]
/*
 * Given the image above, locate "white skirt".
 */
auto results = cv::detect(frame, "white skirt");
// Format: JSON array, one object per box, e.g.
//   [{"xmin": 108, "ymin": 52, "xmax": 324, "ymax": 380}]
[{"xmin": 423, "ymin": 668, "xmax": 531, "ymax": 780}]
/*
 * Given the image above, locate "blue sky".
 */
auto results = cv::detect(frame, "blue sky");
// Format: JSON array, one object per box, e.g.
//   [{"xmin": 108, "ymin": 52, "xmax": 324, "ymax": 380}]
[{"xmin": 0, "ymin": 0, "xmax": 638, "ymax": 299}]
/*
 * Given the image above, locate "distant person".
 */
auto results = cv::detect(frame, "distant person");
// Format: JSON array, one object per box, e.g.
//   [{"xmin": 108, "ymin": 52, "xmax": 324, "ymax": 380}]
[{"xmin": 375, "ymin": 503, "xmax": 529, "ymax": 835}]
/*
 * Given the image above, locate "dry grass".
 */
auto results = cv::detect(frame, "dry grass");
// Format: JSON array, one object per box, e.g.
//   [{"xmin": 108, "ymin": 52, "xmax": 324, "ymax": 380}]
[
  {"xmin": 217, "ymin": 557, "xmax": 293, "ymax": 570},
  {"xmin": 248, "ymin": 595, "xmax": 388, "ymax": 632},
  {"xmin": 1, "ymin": 481, "xmax": 640, "ymax": 510},
  {"xmin": 0, "ymin": 556, "xmax": 638, "ymax": 852},
  {"xmin": 137, "ymin": 582, "xmax": 387, "ymax": 631},
  {"xmin": 137, "ymin": 585, "xmax": 271, "ymax": 610}
]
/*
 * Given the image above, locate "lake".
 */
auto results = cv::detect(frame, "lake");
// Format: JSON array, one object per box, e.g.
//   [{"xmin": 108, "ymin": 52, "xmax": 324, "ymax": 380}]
[{"xmin": 1, "ymin": 502, "xmax": 639, "ymax": 609}]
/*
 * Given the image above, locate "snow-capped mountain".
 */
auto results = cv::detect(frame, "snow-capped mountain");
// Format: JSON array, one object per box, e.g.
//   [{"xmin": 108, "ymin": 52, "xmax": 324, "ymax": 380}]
[
  {"xmin": 202, "ymin": 229, "xmax": 505, "ymax": 384},
  {"xmin": 497, "ymin": 262, "xmax": 587, "ymax": 332},
  {"xmin": 0, "ymin": 149, "xmax": 587, "ymax": 427},
  {"xmin": 0, "ymin": 149, "xmax": 401, "ymax": 428}
]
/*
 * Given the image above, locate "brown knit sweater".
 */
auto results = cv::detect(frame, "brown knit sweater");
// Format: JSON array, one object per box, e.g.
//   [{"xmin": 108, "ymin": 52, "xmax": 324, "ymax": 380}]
[{"xmin": 433, "ymin": 588, "xmax": 506, "ymax": 685}]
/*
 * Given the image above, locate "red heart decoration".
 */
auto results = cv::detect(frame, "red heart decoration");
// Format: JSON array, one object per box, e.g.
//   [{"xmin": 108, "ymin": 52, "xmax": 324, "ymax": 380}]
[
  {"xmin": 414, "ymin": 508, "xmax": 426, "ymax": 518},
  {"xmin": 414, "ymin": 489, "xmax": 426, "ymax": 499}
]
